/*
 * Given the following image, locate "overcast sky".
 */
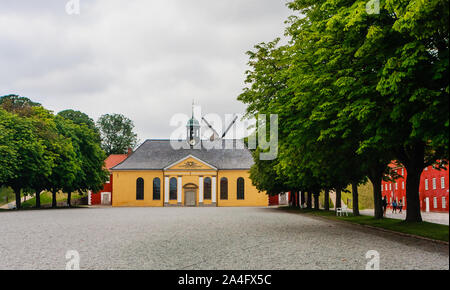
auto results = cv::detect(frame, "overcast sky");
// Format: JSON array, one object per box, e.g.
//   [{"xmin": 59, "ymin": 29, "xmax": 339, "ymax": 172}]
[{"xmin": 0, "ymin": 0, "xmax": 292, "ymax": 142}]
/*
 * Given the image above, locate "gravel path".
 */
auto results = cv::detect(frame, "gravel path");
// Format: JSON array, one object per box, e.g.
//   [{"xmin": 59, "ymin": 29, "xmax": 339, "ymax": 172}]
[{"xmin": 0, "ymin": 207, "xmax": 447, "ymax": 270}]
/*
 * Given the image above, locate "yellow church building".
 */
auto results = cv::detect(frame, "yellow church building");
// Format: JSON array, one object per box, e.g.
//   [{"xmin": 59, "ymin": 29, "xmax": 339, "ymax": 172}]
[{"xmin": 110, "ymin": 116, "xmax": 268, "ymax": 207}]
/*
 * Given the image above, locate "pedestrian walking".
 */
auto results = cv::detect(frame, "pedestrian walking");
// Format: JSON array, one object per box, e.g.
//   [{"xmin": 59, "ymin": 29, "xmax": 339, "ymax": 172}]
[
  {"xmin": 392, "ymin": 200, "xmax": 397, "ymax": 213},
  {"xmin": 382, "ymin": 196, "xmax": 388, "ymax": 217},
  {"xmin": 398, "ymin": 199, "xmax": 403, "ymax": 213}
]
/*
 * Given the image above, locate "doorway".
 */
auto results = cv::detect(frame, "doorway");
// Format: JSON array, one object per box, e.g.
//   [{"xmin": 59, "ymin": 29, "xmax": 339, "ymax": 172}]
[{"xmin": 185, "ymin": 190, "xmax": 196, "ymax": 206}]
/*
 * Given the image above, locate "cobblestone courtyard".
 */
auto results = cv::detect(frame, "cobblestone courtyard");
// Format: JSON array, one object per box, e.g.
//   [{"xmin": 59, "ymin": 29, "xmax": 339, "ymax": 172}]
[{"xmin": 0, "ymin": 207, "xmax": 448, "ymax": 270}]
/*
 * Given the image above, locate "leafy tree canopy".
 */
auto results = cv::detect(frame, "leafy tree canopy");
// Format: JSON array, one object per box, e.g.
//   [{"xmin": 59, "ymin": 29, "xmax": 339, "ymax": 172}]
[{"xmin": 97, "ymin": 113, "xmax": 138, "ymax": 155}]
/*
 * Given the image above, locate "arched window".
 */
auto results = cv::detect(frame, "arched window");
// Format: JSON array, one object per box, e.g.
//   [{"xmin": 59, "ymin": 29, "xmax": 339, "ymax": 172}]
[
  {"xmin": 237, "ymin": 177, "xmax": 245, "ymax": 200},
  {"xmin": 153, "ymin": 178, "xmax": 161, "ymax": 200},
  {"xmin": 220, "ymin": 177, "xmax": 228, "ymax": 200},
  {"xmin": 169, "ymin": 177, "xmax": 177, "ymax": 200},
  {"xmin": 204, "ymin": 177, "xmax": 211, "ymax": 200},
  {"xmin": 136, "ymin": 178, "xmax": 144, "ymax": 200}
]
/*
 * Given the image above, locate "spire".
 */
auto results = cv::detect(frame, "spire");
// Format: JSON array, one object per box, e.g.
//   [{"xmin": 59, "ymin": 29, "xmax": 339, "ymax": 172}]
[{"xmin": 187, "ymin": 99, "xmax": 200, "ymax": 146}]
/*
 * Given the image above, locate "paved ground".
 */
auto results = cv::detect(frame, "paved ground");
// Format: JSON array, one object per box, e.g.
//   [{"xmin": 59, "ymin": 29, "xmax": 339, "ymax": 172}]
[
  {"xmin": 360, "ymin": 209, "xmax": 449, "ymax": 225},
  {"xmin": 0, "ymin": 207, "xmax": 448, "ymax": 270}
]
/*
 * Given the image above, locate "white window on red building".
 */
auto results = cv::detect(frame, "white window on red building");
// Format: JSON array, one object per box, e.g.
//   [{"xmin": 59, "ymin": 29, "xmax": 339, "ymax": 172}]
[
  {"xmin": 432, "ymin": 178, "xmax": 436, "ymax": 190},
  {"xmin": 385, "ymin": 184, "xmax": 388, "ymax": 191},
  {"xmin": 441, "ymin": 177, "xmax": 445, "ymax": 189},
  {"xmin": 389, "ymin": 183, "xmax": 391, "ymax": 190},
  {"xmin": 433, "ymin": 197, "xmax": 437, "ymax": 208},
  {"xmin": 402, "ymin": 181, "xmax": 405, "ymax": 189},
  {"xmin": 395, "ymin": 183, "xmax": 398, "ymax": 190},
  {"xmin": 443, "ymin": 197, "xmax": 447, "ymax": 209},
  {"xmin": 425, "ymin": 179, "xmax": 429, "ymax": 190},
  {"xmin": 401, "ymin": 168, "xmax": 404, "ymax": 175}
]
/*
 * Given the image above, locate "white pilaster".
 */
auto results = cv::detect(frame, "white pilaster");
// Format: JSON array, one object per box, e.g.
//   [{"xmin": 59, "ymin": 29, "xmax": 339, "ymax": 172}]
[
  {"xmin": 212, "ymin": 176, "xmax": 217, "ymax": 203},
  {"xmin": 199, "ymin": 176, "xmax": 204, "ymax": 203},
  {"xmin": 177, "ymin": 176, "xmax": 182, "ymax": 203},
  {"xmin": 164, "ymin": 176, "xmax": 169, "ymax": 203}
]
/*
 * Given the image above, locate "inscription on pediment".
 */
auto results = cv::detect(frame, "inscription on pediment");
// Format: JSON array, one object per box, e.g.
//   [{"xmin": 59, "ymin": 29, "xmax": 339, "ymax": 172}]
[{"xmin": 179, "ymin": 161, "xmax": 202, "ymax": 169}]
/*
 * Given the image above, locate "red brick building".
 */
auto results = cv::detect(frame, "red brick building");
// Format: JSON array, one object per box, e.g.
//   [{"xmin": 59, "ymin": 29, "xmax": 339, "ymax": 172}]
[
  {"xmin": 89, "ymin": 153, "xmax": 129, "ymax": 205},
  {"xmin": 269, "ymin": 192, "xmax": 289, "ymax": 206},
  {"xmin": 381, "ymin": 162, "xmax": 449, "ymax": 213}
]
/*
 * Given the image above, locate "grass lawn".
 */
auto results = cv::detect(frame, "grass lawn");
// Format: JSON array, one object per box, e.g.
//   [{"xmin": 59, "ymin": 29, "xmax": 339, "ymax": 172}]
[
  {"xmin": 342, "ymin": 181, "xmax": 374, "ymax": 210},
  {"xmin": 0, "ymin": 186, "xmax": 15, "ymax": 206},
  {"xmin": 281, "ymin": 207, "xmax": 449, "ymax": 242},
  {"xmin": 21, "ymin": 192, "xmax": 85, "ymax": 208}
]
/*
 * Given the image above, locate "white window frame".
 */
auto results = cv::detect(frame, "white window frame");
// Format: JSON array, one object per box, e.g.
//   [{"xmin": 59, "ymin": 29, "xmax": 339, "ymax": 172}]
[
  {"xmin": 442, "ymin": 197, "xmax": 446, "ymax": 209},
  {"xmin": 432, "ymin": 178, "xmax": 436, "ymax": 190},
  {"xmin": 402, "ymin": 181, "xmax": 405, "ymax": 190},
  {"xmin": 395, "ymin": 183, "xmax": 398, "ymax": 190},
  {"xmin": 441, "ymin": 177, "xmax": 445, "ymax": 189},
  {"xmin": 425, "ymin": 179, "xmax": 429, "ymax": 190},
  {"xmin": 433, "ymin": 197, "xmax": 437, "ymax": 208}
]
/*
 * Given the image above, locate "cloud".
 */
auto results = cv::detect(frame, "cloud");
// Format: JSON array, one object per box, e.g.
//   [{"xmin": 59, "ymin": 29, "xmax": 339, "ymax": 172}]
[{"xmin": 0, "ymin": 0, "xmax": 292, "ymax": 140}]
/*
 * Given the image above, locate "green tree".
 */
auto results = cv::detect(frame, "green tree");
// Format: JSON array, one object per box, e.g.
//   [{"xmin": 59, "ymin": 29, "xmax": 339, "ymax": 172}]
[
  {"xmin": 26, "ymin": 106, "xmax": 60, "ymax": 208},
  {"xmin": 57, "ymin": 117, "xmax": 109, "ymax": 207},
  {"xmin": 249, "ymin": 148, "xmax": 291, "ymax": 198},
  {"xmin": 0, "ymin": 108, "xmax": 51, "ymax": 209},
  {"xmin": 97, "ymin": 114, "xmax": 138, "ymax": 155},
  {"xmin": 239, "ymin": 0, "xmax": 448, "ymax": 222},
  {"xmin": 58, "ymin": 109, "xmax": 99, "ymax": 135},
  {"xmin": 0, "ymin": 110, "xmax": 18, "ymax": 185},
  {"xmin": 374, "ymin": 0, "xmax": 449, "ymax": 222},
  {"xmin": 0, "ymin": 95, "xmax": 41, "ymax": 114}
]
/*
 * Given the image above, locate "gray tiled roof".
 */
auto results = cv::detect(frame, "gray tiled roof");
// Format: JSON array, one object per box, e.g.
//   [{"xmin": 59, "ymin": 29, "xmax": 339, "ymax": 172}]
[{"xmin": 112, "ymin": 139, "xmax": 254, "ymax": 170}]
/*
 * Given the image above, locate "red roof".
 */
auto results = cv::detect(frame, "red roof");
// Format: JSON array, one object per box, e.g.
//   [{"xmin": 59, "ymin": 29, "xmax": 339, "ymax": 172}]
[{"xmin": 105, "ymin": 154, "xmax": 128, "ymax": 170}]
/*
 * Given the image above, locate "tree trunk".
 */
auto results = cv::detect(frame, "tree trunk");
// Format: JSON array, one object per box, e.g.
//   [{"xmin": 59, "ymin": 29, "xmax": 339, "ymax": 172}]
[
  {"xmin": 67, "ymin": 192, "xmax": 72, "ymax": 207},
  {"xmin": 300, "ymin": 191, "xmax": 305, "ymax": 208},
  {"xmin": 404, "ymin": 167, "xmax": 423, "ymax": 222},
  {"xmin": 397, "ymin": 143, "xmax": 425, "ymax": 223},
  {"xmin": 335, "ymin": 188, "xmax": 342, "ymax": 210},
  {"xmin": 35, "ymin": 190, "xmax": 41, "ymax": 209},
  {"xmin": 313, "ymin": 193, "xmax": 319, "ymax": 210},
  {"xmin": 52, "ymin": 191, "xmax": 57, "ymax": 208},
  {"xmin": 368, "ymin": 169, "xmax": 383, "ymax": 219},
  {"xmin": 13, "ymin": 187, "xmax": 21, "ymax": 209},
  {"xmin": 306, "ymin": 192, "xmax": 312, "ymax": 209},
  {"xmin": 352, "ymin": 183, "xmax": 359, "ymax": 216},
  {"xmin": 324, "ymin": 189, "xmax": 330, "ymax": 211}
]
